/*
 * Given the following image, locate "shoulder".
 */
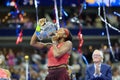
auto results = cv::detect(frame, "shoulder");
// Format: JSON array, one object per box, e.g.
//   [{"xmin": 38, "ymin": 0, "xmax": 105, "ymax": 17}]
[
  {"xmin": 86, "ymin": 64, "xmax": 94, "ymax": 69},
  {"xmin": 102, "ymin": 63, "xmax": 111, "ymax": 68},
  {"xmin": 65, "ymin": 41, "xmax": 72, "ymax": 50},
  {"xmin": 65, "ymin": 41, "xmax": 72, "ymax": 46},
  {"xmin": 102, "ymin": 63, "xmax": 111, "ymax": 67},
  {"xmin": 86, "ymin": 64, "xmax": 94, "ymax": 73}
]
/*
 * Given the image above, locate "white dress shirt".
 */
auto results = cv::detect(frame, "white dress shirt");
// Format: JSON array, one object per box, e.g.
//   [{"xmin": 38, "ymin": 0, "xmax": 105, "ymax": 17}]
[{"xmin": 94, "ymin": 63, "xmax": 102, "ymax": 77}]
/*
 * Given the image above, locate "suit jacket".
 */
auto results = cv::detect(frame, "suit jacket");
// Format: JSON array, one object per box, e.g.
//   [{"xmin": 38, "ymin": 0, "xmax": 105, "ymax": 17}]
[{"xmin": 85, "ymin": 63, "xmax": 112, "ymax": 80}]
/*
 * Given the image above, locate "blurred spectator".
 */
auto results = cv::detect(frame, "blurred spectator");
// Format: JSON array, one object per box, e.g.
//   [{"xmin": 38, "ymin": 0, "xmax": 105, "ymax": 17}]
[
  {"xmin": 66, "ymin": 18, "xmax": 76, "ymax": 29},
  {"xmin": 31, "ymin": 61, "xmax": 41, "ymax": 73},
  {"xmin": 70, "ymin": 50, "xmax": 83, "ymax": 80},
  {"xmin": 2, "ymin": 48, "xmax": 7, "ymax": 59},
  {"xmin": 23, "ymin": 19, "xmax": 34, "ymax": 29},
  {"xmin": 107, "ymin": 14, "xmax": 119, "ymax": 27},
  {"xmin": 6, "ymin": 48, "xmax": 15, "ymax": 66},
  {"xmin": 0, "ymin": 53, "xmax": 11, "ymax": 80},
  {"xmin": 39, "ymin": 68, "xmax": 48, "ymax": 80},
  {"xmin": 85, "ymin": 16, "xmax": 93, "ymax": 28},
  {"xmin": 104, "ymin": 51, "xmax": 110, "ymax": 63},
  {"xmin": 31, "ymin": 50, "xmax": 41, "ymax": 64},
  {"xmin": 0, "ymin": 50, "xmax": 5, "ymax": 64},
  {"xmin": 19, "ymin": 68, "xmax": 26, "ymax": 80},
  {"xmin": 112, "ymin": 66, "xmax": 120, "ymax": 80},
  {"xmin": 0, "ymin": 51, "xmax": 6, "ymax": 69},
  {"xmin": 9, "ymin": 66, "xmax": 20, "ymax": 80},
  {"xmin": 16, "ymin": 51, "xmax": 24, "ymax": 65},
  {"xmin": 113, "ymin": 43, "xmax": 120, "ymax": 61},
  {"xmin": 85, "ymin": 49, "xmax": 112, "ymax": 80},
  {"xmin": 84, "ymin": 46, "xmax": 93, "ymax": 63},
  {"xmin": 30, "ymin": 69, "xmax": 40, "ymax": 80},
  {"xmin": 94, "ymin": 16, "xmax": 103, "ymax": 28}
]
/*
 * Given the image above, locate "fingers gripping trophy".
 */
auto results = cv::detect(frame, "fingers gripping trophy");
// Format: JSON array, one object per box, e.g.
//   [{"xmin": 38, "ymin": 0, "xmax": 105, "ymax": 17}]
[{"xmin": 36, "ymin": 18, "xmax": 58, "ymax": 40}]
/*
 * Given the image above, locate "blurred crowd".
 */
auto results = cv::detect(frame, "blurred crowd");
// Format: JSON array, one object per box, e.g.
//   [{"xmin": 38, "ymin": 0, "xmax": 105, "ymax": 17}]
[
  {"xmin": 0, "ymin": 42, "xmax": 120, "ymax": 80},
  {"xmin": 0, "ymin": 2, "xmax": 120, "ymax": 80},
  {"xmin": 0, "ymin": 13, "xmax": 120, "ymax": 29}
]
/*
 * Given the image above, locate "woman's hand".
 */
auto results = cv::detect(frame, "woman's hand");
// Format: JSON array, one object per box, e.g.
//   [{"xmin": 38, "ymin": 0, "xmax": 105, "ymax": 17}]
[{"xmin": 39, "ymin": 18, "xmax": 46, "ymax": 26}]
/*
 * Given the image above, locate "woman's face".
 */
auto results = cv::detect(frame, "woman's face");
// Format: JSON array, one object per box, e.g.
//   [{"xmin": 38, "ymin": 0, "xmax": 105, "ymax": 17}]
[{"xmin": 52, "ymin": 28, "xmax": 66, "ymax": 41}]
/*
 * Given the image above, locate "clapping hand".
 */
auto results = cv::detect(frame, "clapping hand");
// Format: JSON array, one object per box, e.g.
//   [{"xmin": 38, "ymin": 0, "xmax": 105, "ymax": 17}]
[{"xmin": 95, "ymin": 64, "xmax": 101, "ymax": 75}]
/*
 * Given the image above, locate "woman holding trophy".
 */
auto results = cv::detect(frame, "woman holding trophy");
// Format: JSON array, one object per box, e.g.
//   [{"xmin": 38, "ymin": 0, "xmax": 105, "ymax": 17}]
[{"xmin": 30, "ymin": 18, "xmax": 73, "ymax": 80}]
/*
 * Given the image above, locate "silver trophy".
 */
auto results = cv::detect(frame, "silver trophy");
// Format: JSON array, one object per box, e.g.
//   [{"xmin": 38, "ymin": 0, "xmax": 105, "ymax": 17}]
[{"xmin": 36, "ymin": 22, "xmax": 57, "ymax": 40}]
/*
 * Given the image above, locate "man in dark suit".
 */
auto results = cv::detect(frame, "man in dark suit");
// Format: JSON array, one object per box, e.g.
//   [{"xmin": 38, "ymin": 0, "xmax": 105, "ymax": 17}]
[{"xmin": 85, "ymin": 49, "xmax": 112, "ymax": 80}]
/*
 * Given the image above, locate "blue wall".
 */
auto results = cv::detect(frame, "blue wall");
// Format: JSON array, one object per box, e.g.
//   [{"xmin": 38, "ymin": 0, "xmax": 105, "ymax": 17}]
[{"xmin": 0, "ymin": 28, "xmax": 120, "ymax": 37}]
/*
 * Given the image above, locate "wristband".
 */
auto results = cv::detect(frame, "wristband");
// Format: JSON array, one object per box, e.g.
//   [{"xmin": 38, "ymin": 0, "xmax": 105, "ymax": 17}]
[{"xmin": 36, "ymin": 25, "xmax": 41, "ymax": 32}]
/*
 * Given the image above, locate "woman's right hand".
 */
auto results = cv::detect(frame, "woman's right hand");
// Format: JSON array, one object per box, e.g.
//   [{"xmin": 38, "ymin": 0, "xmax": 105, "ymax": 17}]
[{"xmin": 39, "ymin": 18, "xmax": 46, "ymax": 26}]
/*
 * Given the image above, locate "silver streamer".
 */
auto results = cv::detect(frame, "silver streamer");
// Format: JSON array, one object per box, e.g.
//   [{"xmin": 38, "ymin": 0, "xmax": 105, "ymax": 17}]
[
  {"xmin": 54, "ymin": 0, "xmax": 60, "ymax": 30},
  {"xmin": 97, "ymin": 2, "xmax": 118, "ymax": 61}
]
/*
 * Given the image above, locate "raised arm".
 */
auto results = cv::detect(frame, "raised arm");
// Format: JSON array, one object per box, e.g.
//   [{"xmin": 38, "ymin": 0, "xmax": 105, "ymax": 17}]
[
  {"xmin": 30, "ymin": 18, "xmax": 52, "ymax": 49},
  {"xmin": 53, "ymin": 41, "xmax": 72, "ymax": 58}
]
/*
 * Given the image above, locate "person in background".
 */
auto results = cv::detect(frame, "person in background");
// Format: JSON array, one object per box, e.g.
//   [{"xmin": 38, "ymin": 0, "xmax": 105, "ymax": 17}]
[
  {"xmin": 112, "ymin": 66, "xmax": 120, "ymax": 80},
  {"xmin": 114, "ymin": 43, "xmax": 120, "ymax": 61},
  {"xmin": 85, "ymin": 49, "xmax": 112, "ymax": 80},
  {"xmin": 7, "ymin": 48, "xmax": 15, "ymax": 66},
  {"xmin": 30, "ymin": 18, "xmax": 73, "ymax": 80},
  {"xmin": 0, "ymin": 53, "xmax": 11, "ymax": 80}
]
